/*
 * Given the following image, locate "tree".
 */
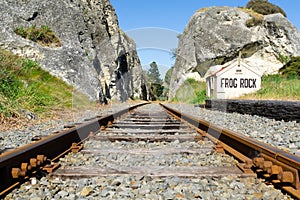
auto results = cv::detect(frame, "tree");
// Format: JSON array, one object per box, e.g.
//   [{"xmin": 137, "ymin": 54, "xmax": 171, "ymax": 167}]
[
  {"xmin": 146, "ymin": 62, "xmax": 164, "ymax": 100},
  {"xmin": 147, "ymin": 61, "xmax": 162, "ymax": 84}
]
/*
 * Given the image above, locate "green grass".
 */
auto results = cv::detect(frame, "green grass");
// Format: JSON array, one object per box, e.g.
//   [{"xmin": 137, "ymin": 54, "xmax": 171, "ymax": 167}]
[
  {"xmin": 14, "ymin": 25, "xmax": 62, "ymax": 47},
  {"xmin": 240, "ymin": 74, "xmax": 300, "ymax": 101},
  {"xmin": 173, "ymin": 78, "xmax": 207, "ymax": 104},
  {"xmin": 0, "ymin": 49, "xmax": 75, "ymax": 117}
]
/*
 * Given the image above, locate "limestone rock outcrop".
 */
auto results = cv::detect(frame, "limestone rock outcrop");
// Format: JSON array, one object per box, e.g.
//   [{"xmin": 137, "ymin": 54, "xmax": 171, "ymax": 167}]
[
  {"xmin": 169, "ymin": 7, "xmax": 300, "ymax": 99},
  {"xmin": 0, "ymin": 0, "xmax": 147, "ymax": 102}
]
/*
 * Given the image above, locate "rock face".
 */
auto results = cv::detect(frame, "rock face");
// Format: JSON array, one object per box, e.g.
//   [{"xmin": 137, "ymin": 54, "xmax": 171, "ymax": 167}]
[
  {"xmin": 169, "ymin": 6, "xmax": 300, "ymax": 99},
  {"xmin": 0, "ymin": 0, "xmax": 147, "ymax": 101}
]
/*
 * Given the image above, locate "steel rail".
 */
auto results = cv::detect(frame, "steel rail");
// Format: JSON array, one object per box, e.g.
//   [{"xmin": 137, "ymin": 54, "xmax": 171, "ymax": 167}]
[
  {"xmin": 0, "ymin": 102, "xmax": 149, "ymax": 198},
  {"xmin": 160, "ymin": 103, "xmax": 300, "ymax": 199}
]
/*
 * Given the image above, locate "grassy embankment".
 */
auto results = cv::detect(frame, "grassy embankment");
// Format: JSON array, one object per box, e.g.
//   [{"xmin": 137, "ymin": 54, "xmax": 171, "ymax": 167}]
[
  {"xmin": 0, "ymin": 25, "xmax": 93, "ymax": 122},
  {"xmin": 173, "ymin": 78, "xmax": 206, "ymax": 104},
  {"xmin": 241, "ymin": 56, "xmax": 300, "ymax": 100},
  {"xmin": 240, "ymin": 74, "xmax": 300, "ymax": 101},
  {"xmin": 0, "ymin": 49, "xmax": 75, "ymax": 118}
]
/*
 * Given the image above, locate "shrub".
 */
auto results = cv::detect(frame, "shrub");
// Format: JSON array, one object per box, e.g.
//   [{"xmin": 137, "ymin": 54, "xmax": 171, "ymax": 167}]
[
  {"xmin": 246, "ymin": 17, "xmax": 264, "ymax": 27},
  {"xmin": 279, "ymin": 56, "xmax": 300, "ymax": 79},
  {"xmin": 174, "ymin": 78, "xmax": 207, "ymax": 104},
  {"xmin": 246, "ymin": 0, "xmax": 287, "ymax": 17},
  {"xmin": 278, "ymin": 53, "xmax": 291, "ymax": 64},
  {"xmin": 15, "ymin": 25, "xmax": 62, "ymax": 47}
]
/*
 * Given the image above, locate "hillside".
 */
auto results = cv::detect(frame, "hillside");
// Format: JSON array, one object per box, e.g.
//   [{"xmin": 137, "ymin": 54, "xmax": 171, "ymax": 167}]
[{"xmin": 0, "ymin": 49, "xmax": 75, "ymax": 118}]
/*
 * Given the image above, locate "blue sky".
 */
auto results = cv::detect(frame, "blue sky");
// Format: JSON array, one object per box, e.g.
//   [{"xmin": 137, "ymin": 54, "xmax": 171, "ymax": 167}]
[{"xmin": 110, "ymin": 0, "xmax": 300, "ymax": 78}]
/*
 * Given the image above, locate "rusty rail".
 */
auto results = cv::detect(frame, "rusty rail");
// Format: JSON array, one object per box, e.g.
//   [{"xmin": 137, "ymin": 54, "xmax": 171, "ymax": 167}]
[
  {"xmin": 0, "ymin": 102, "xmax": 149, "ymax": 198},
  {"xmin": 160, "ymin": 103, "xmax": 300, "ymax": 199}
]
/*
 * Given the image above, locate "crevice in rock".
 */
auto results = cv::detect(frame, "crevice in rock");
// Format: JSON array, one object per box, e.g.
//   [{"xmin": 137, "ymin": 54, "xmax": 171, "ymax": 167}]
[
  {"xmin": 118, "ymin": 53, "xmax": 128, "ymax": 75},
  {"xmin": 93, "ymin": 54, "xmax": 101, "ymax": 75},
  {"xmin": 104, "ymin": 83, "xmax": 111, "ymax": 99},
  {"xmin": 265, "ymin": 21, "xmax": 279, "ymax": 37},
  {"xmin": 86, "ymin": 0, "xmax": 92, "ymax": 9},
  {"xmin": 141, "ymin": 82, "xmax": 148, "ymax": 100},
  {"xmin": 26, "ymin": 11, "xmax": 39, "ymax": 21},
  {"xmin": 78, "ymin": 31, "xmax": 84, "ymax": 43},
  {"xmin": 102, "ymin": 17, "xmax": 111, "ymax": 38},
  {"xmin": 98, "ymin": 88, "xmax": 108, "ymax": 104},
  {"xmin": 240, "ymin": 41, "xmax": 264, "ymax": 58},
  {"xmin": 115, "ymin": 52, "xmax": 131, "ymax": 102}
]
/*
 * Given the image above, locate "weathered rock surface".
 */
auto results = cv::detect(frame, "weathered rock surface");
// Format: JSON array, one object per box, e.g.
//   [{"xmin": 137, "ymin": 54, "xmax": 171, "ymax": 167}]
[
  {"xmin": 0, "ymin": 0, "xmax": 147, "ymax": 101},
  {"xmin": 169, "ymin": 6, "xmax": 300, "ymax": 99}
]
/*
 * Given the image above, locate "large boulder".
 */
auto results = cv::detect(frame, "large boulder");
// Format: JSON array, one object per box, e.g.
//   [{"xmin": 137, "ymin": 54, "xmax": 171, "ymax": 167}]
[
  {"xmin": 0, "ymin": 0, "xmax": 147, "ymax": 102},
  {"xmin": 169, "ymin": 6, "xmax": 300, "ymax": 99}
]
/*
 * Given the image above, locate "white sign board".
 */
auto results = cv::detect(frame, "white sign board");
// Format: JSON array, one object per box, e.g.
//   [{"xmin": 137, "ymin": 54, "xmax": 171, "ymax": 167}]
[{"xmin": 207, "ymin": 61, "xmax": 261, "ymax": 99}]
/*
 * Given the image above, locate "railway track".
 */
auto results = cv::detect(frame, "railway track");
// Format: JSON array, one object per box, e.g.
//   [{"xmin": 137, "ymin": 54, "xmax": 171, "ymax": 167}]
[
  {"xmin": 52, "ymin": 104, "xmax": 248, "ymax": 179},
  {"xmin": 1, "ymin": 103, "xmax": 300, "ymax": 199}
]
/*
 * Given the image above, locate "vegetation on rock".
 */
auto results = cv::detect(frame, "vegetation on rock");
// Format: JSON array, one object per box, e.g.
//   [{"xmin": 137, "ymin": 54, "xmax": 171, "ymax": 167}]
[
  {"xmin": 246, "ymin": 0, "xmax": 286, "ymax": 17},
  {"xmin": 196, "ymin": 7, "xmax": 209, "ymax": 13},
  {"xmin": 238, "ymin": 7, "xmax": 264, "ymax": 27},
  {"xmin": 14, "ymin": 25, "xmax": 62, "ymax": 47},
  {"xmin": 0, "ymin": 49, "xmax": 73, "ymax": 118},
  {"xmin": 277, "ymin": 53, "xmax": 291, "ymax": 65},
  {"xmin": 279, "ymin": 56, "xmax": 300, "ymax": 78}
]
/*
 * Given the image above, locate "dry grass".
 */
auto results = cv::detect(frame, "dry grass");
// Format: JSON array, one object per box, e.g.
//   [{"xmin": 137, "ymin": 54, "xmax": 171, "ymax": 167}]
[
  {"xmin": 196, "ymin": 7, "xmax": 209, "ymax": 13},
  {"xmin": 237, "ymin": 7, "xmax": 264, "ymax": 19},
  {"xmin": 14, "ymin": 25, "xmax": 62, "ymax": 47},
  {"xmin": 238, "ymin": 7, "xmax": 264, "ymax": 27}
]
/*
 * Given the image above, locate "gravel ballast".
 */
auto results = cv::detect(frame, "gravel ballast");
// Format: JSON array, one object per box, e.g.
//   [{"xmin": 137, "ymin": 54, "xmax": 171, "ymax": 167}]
[
  {"xmin": 0, "ymin": 102, "xmax": 136, "ymax": 151},
  {"xmin": 166, "ymin": 103, "xmax": 300, "ymax": 156},
  {"xmin": 2, "ymin": 103, "xmax": 297, "ymax": 199},
  {"xmin": 5, "ymin": 175, "xmax": 292, "ymax": 200}
]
